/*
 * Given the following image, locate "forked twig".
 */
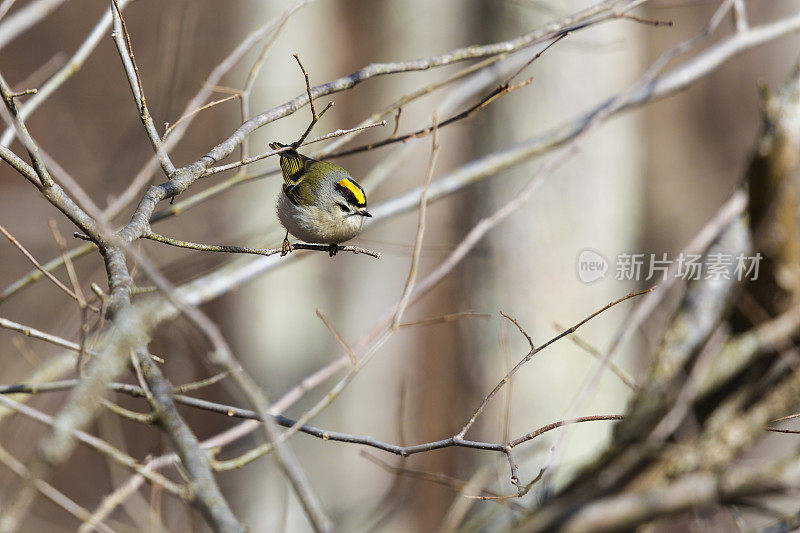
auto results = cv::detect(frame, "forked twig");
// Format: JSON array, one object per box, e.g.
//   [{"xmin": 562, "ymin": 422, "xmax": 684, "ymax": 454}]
[
  {"xmin": 329, "ymin": 32, "xmax": 568, "ymax": 159},
  {"xmin": 292, "ymin": 53, "xmax": 333, "ymax": 147},
  {"xmin": 456, "ymin": 288, "xmax": 654, "ymax": 440}
]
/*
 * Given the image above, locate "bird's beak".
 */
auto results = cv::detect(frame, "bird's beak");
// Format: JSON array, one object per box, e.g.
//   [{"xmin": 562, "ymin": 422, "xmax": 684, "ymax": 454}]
[{"xmin": 362, "ymin": 211, "xmax": 372, "ymax": 218}]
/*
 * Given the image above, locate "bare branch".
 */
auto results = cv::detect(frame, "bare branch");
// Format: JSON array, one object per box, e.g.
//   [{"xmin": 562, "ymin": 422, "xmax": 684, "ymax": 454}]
[
  {"xmin": 509, "ymin": 415, "xmax": 626, "ymax": 448},
  {"xmin": 162, "ymin": 94, "xmax": 239, "ymax": 140},
  {"xmin": 398, "ymin": 311, "xmax": 492, "ymax": 328},
  {"xmin": 328, "ymin": 31, "xmax": 567, "ymax": 159},
  {"xmin": 0, "ymin": 0, "xmax": 68, "ymax": 51},
  {"xmin": 456, "ymin": 290, "xmax": 651, "ymax": 440},
  {"xmin": 290, "ymin": 53, "xmax": 333, "ymax": 147},
  {"xmin": 0, "ymin": 395, "xmax": 188, "ymax": 497},
  {"xmin": 0, "ymin": 71, "xmax": 53, "ymax": 187},
  {"xmin": 0, "ymin": 242, "xmax": 96, "ymax": 303},
  {"xmin": 0, "ymin": 377, "xmax": 625, "ymax": 488},
  {"xmin": 0, "ymin": 0, "xmax": 135, "ymax": 148},
  {"xmin": 361, "ymin": 451, "xmax": 527, "ymax": 511},
  {"xmin": 556, "ymin": 323, "xmax": 638, "ymax": 390},
  {"xmin": 199, "ymin": 119, "xmax": 386, "ymax": 178},
  {"xmin": 102, "ymin": 0, "xmax": 311, "ymax": 217},
  {"xmin": 143, "ymin": 230, "xmax": 381, "ymax": 259},
  {"xmin": 109, "ymin": 0, "xmax": 175, "ymax": 177},
  {"xmin": 0, "ymin": 444, "xmax": 117, "ymax": 533},
  {"xmin": 316, "ymin": 310, "xmax": 357, "ymax": 366},
  {"xmin": 0, "ymin": 224, "xmax": 99, "ymax": 312}
]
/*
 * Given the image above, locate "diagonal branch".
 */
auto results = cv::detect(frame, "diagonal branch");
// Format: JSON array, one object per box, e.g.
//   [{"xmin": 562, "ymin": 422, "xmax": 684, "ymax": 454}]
[
  {"xmin": 0, "ymin": 0, "xmax": 135, "ymax": 148},
  {"xmin": 109, "ymin": 0, "xmax": 175, "ymax": 177},
  {"xmin": 0, "ymin": 224, "xmax": 99, "ymax": 312},
  {"xmin": 456, "ymin": 290, "xmax": 652, "ymax": 440}
]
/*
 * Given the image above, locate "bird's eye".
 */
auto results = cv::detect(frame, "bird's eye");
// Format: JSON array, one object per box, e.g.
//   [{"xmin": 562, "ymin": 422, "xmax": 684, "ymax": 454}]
[{"xmin": 337, "ymin": 203, "xmax": 350, "ymax": 213}]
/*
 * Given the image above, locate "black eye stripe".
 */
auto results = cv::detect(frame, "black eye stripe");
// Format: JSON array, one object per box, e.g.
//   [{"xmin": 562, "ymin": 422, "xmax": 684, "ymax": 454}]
[
  {"xmin": 337, "ymin": 203, "xmax": 349, "ymax": 212},
  {"xmin": 334, "ymin": 182, "xmax": 366, "ymax": 207}
]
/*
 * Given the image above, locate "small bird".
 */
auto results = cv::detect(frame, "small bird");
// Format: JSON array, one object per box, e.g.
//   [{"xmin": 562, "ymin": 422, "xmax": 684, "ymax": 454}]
[{"xmin": 271, "ymin": 142, "xmax": 371, "ymax": 256}]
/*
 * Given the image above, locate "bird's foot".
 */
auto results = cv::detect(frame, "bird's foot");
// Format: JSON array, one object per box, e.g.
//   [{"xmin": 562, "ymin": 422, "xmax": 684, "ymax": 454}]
[
  {"xmin": 281, "ymin": 237, "xmax": 293, "ymax": 257},
  {"xmin": 328, "ymin": 244, "xmax": 339, "ymax": 257}
]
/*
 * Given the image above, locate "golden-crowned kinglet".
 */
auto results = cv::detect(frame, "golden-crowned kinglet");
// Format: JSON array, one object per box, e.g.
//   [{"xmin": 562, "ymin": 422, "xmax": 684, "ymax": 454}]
[{"xmin": 271, "ymin": 142, "xmax": 371, "ymax": 256}]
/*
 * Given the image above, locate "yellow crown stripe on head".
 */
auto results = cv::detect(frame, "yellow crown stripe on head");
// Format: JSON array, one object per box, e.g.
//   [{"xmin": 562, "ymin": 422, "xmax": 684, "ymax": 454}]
[{"xmin": 338, "ymin": 178, "xmax": 366, "ymax": 205}]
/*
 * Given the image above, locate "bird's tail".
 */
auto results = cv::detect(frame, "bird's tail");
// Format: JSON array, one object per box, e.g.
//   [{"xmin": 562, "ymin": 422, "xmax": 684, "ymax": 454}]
[{"xmin": 269, "ymin": 141, "xmax": 290, "ymax": 152}]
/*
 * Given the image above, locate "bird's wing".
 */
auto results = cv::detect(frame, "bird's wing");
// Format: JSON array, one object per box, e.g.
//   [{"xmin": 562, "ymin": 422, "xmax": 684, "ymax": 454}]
[
  {"xmin": 269, "ymin": 142, "xmax": 316, "ymax": 186},
  {"xmin": 269, "ymin": 142, "xmax": 318, "ymax": 205}
]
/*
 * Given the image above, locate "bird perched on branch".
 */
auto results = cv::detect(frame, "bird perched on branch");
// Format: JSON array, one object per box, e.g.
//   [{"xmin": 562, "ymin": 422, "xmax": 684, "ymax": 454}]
[{"xmin": 271, "ymin": 142, "xmax": 371, "ymax": 256}]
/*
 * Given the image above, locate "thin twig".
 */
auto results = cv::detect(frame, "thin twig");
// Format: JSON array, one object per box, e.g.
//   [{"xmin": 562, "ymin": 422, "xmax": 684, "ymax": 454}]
[
  {"xmin": 764, "ymin": 427, "xmax": 800, "ymax": 435},
  {"xmin": 240, "ymin": 19, "xmax": 288, "ymax": 159},
  {"xmin": 173, "ymin": 372, "xmax": 230, "ymax": 394},
  {"xmin": 47, "ymin": 221, "xmax": 86, "ymax": 309},
  {"xmin": 0, "ymin": 444, "xmax": 117, "ymax": 533},
  {"xmin": 48, "ymin": 219, "xmax": 93, "ymax": 371},
  {"xmin": 0, "ymin": 242, "xmax": 96, "ymax": 303},
  {"xmin": 329, "ymin": 77, "xmax": 534, "ymax": 158},
  {"xmin": 291, "ymin": 53, "xmax": 334, "ymax": 147},
  {"xmin": 0, "ymin": 0, "xmax": 135, "ymax": 148},
  {"xmin": 163, "ymin": 94, "xmax": 240, "ymax": 139},
  {"xmin": 316, "ymin": 310, "xmax": 358, "ymax": 365},
  {"xmin": 556, "ymin": 323, "xmax": 638, "ymax": 390},
  {"xmin": 200, "ymin": 119, "xmax": 385, "ymax": 178},
  {"xmin": 0, "ymin": 378, "xmax": 620, "ymax": 477},
  {"xmin": 615, "ymin": 13, "xmax": 673, "ymax": 27},
  {"xmin": 109, "ymin": 0, "xmax": 175, "ymax": 177},
  {"xmin": 398, "ymin": 311, "xmax": 492, "ymax": 328},
  {"xmin": 361, "ymin": 451, "xmax": 526, "ymax": 511},
  {"xmin": 0, "ymin": 224, "xmax": 99, "ymax": 312},
  {"xmin": 0, "ymin": 71, "xmax": 54, "ymax": 187},
  {"xmin": 509, "ymin": 415, "xmax": 626, "ymax": 447},
  {"xmin": 456, "ymin": 289, "xmax": 653, "ymax": 440},
  {"xmin": 6, "ymin": 88, "xmax": 37, "ymax": 98},
  {"xmin": 102, "ymin": 0, "xmax": 310, "ymax": 217},
  {"xmin": 143, "ymin": 230, "xmax": 381, "ymax": 259},
  {"xmin": 392, "ymin": 115, "xmax": 440, "ymax": 329},
  {"xmin": 329, "ymin": 32, "xmax": 567, "ymax": 158},
  {"xmin": 99, "ymin": 397, "xmax": 154, "ymax": 425},
  {"xmin": 0, "ymin": 316, "xmax": 86, "ymax": 354},
  {"xmin": 0, "ymin": 395, "xmax": 188, "ymax": 497},
  {"xmin": 0, "ymin": 376, "xmax": 629, "ymax": 454},
  {"xmin": 500, "ymin": 311, "xmax": 533, "ymax": 348},
  {"xmin": 732, "ymin": 0, "xmax": 748, "ymax": 32}
]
